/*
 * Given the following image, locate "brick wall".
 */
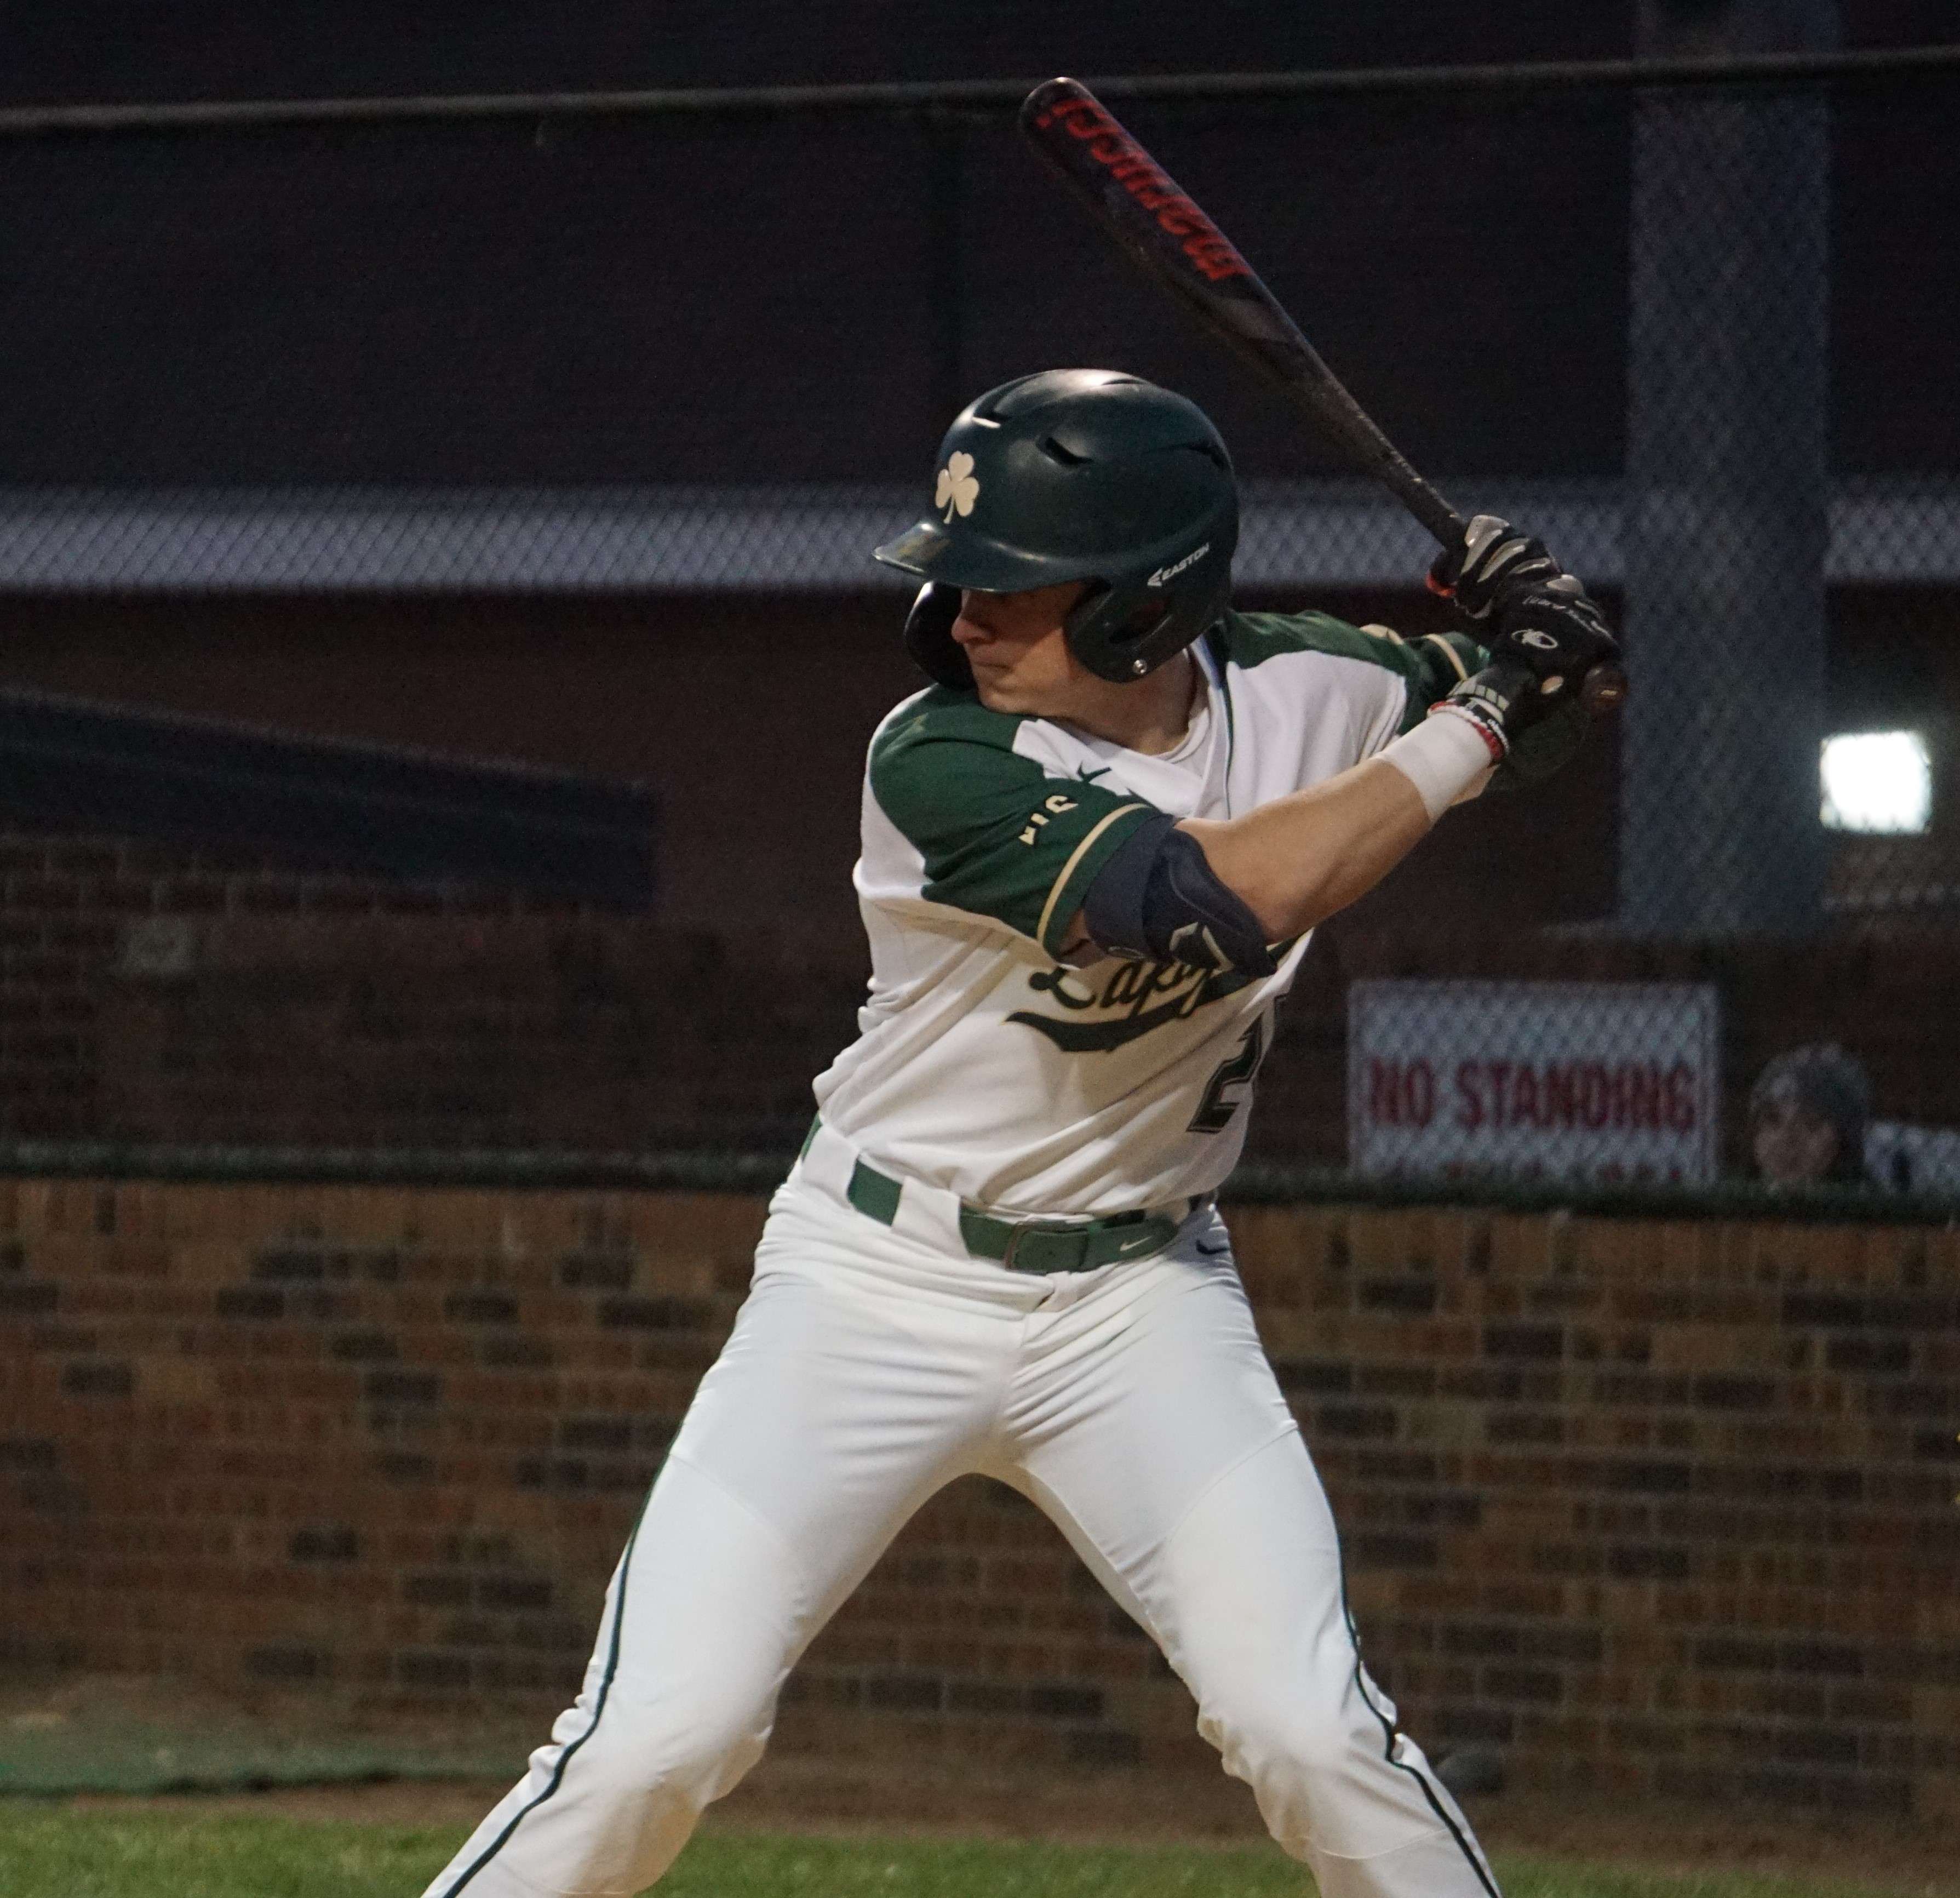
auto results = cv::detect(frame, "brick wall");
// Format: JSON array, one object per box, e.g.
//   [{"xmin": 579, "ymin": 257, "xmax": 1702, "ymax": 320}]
[
  {"xmin": 1, "ymin": 1176, "xmax": 1955, "ymax": 1819},
  {"xmin": 0, "ymin": 831, "xmax": 861, "ymax": 1151},
  {"xmin": 2, "ymin": 587, "xmax": 1957, "ymax": 1167},
  {"xmin": 6, "ymin": 822, "xmax": 1960, "ymax": 1171}
]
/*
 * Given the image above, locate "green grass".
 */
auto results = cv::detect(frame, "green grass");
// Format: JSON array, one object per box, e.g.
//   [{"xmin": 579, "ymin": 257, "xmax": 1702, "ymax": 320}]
[
  {"xmin": 0, "ymin": 1682, "xmax": 530, "ymax": 1798},
  {"xmin": 0, "ymin": 1808, "xmax": 1932, "ymax": 1898},
  {"xmin": 0, "ymin": 1728, "xmax": 518, "ymax": 1799}
]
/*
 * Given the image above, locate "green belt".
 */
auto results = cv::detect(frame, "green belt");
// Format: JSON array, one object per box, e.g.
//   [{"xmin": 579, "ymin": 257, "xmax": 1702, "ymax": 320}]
[{"xmin": 809, "ymin": 1118, "xmax": 1189, "ymax": 1275}]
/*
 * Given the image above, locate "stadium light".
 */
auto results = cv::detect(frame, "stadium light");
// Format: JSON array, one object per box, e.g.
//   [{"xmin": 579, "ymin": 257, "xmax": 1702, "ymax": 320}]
[{"xmin": 1819, "ymin": 730, "xmax": 1933, "ymax": 834}]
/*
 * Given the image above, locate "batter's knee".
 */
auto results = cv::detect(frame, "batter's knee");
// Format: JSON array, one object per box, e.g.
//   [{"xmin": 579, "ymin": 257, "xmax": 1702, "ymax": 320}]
[
  {"xmin": 1207, "ymin": 1671, "xmax": 1383, "ymax": 1789},
  {"xmin": 1199, "ymin": 1658, "xmax": 1440, "ymax": 1865},
  {"xmin": 566, "ymin": 1672, "xmax": 777, "ymax": 1810}
]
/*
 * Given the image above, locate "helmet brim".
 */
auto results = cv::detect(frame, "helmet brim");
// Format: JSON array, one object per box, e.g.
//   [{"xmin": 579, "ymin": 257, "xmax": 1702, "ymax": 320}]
[{"xmin": 872, "ymin": 517, "xmax": 1091, "ymax": 594}]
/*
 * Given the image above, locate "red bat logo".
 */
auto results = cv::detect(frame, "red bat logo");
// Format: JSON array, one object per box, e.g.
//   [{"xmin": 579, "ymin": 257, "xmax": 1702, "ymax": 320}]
[{"xmin": 1033, "ymin": 99, "xmax": 1252, "ymax": 285}]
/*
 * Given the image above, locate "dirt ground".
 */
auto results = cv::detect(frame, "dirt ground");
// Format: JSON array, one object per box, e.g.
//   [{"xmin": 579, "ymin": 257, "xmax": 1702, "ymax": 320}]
[{"xmin": 12, "ymin": 1673, "xmax": 1958, "ymax": 1894}]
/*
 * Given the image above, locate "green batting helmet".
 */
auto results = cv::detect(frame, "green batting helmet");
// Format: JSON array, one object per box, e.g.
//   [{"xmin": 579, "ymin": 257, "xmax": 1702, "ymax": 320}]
[{"xmin": 873, "ymin": 369, "xmax": 1239, "ymax": 687}]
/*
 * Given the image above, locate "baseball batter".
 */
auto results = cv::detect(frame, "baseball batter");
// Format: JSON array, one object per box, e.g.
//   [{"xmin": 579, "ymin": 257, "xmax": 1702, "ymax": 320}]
[{"xmin": 423, "ymin": 370, "xmax": 1617, "ymax": 1898}]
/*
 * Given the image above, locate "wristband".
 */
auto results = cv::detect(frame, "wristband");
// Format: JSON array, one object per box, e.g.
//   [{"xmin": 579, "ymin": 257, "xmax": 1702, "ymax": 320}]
[
  {"xmin": 1430, "ymin": 692, "xmax": 1510, "ymax": 764},
  {"xmin": 1378, "ymin": 711, "xmax": 1501, "ymax": 822}
]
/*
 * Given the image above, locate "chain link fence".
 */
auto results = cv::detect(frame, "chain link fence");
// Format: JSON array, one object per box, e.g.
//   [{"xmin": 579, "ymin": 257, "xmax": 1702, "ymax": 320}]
[{"xmin": 0, "ymin": 58, "xmax": 1956, "ymax": 1203}]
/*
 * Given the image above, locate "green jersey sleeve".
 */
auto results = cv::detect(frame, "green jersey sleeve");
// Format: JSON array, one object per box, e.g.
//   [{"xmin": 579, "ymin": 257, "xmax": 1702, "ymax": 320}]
[
  {"xmin": 1214, "ymin": 609, "xmax": 1486, "ymax": 736},
  {"xmin": 1214, "ymin": 607, "xmax": 1590, "ymax": 787},
  {"xmin": 869, "ymin": 693, "xmax": 1161, "ymax": 957},
  {"xmin": 1391, "ymin": 628, "xmax": 1486, "ymax": 730}
]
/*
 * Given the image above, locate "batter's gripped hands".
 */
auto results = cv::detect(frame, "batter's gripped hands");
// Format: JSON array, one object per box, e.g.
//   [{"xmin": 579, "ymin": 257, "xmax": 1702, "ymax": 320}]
[
  {"xmin": 1489, "ymin": 571, "xmax": 1620, "ymax": 697},
  {"xmin": 1432, "ymin": 638, "xmax": 1606, "ymax": 790},
  {"xmin": 1429, "ymin": 513, "xmax": 1619, "ymax": 699},
  {"xmin": 1435, "ymin": 664, "xmax": 1556, "ymax": 758},
  {"xmin": 1425, "ymin": 513, "xmax": 1562, "ymax": 622}
]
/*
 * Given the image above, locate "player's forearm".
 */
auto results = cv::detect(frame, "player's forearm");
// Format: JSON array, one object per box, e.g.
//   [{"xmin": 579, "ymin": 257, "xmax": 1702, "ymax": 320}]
[
  {"xmin": 1178, "ymin": 761, "xmax": 1426, "ymax": 939},
  {"xmin": 1180, "ymin": 714, "xmax": 1494, "ymax": 939}
]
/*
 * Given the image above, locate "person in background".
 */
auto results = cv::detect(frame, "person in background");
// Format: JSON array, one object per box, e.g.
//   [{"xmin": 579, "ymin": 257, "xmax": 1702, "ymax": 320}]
[{"xmin": 1747, "ymin": 1043, "xmax": 1873, "ymax": 1189}]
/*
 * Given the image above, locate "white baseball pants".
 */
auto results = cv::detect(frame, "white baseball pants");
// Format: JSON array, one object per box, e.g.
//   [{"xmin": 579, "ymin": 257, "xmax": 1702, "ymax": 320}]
[{"xmin": 425, "ymin": 1136, "xmax": 1499, "ymax": 1898}]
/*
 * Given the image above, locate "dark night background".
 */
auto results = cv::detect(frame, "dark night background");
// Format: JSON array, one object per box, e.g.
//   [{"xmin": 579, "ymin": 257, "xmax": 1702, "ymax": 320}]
[{"xmin": 1, "ymin": 2, "xmax": 1957, "ymax": 488}]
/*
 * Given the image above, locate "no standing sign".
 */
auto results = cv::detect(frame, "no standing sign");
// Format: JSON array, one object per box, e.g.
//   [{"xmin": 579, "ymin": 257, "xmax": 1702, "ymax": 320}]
[{"xmin": 1348, "ymin": 980, "xmax": 1721, "ymax": 1187}]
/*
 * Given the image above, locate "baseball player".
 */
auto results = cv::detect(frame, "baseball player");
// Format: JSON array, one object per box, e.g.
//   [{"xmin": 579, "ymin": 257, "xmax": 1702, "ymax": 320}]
[{"xmin": 423, "ymin": 370, "xmax": 1617, "ymax": 1898}]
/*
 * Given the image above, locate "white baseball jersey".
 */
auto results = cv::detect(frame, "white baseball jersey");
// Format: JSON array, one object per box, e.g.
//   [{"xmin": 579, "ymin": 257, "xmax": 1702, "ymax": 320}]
[{"xmin": 811, "ymin": 610, "xmax": 1477, "ymax": 1217}]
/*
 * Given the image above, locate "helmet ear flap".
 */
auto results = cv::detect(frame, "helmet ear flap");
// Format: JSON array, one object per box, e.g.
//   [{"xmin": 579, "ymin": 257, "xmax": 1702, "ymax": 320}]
[
  {"xmin": 1063, "ymin": 582, "xmax": 1166, "ymax": 681},
  {"xmin": 902, "ymin": 582, "xmax": 972, "ymax": 690},
  {"xmin": 1110, "ymin": 594, "xmax": 1173, "ymax": 650},
  {"xmin": 1065, "ymin": 574, "xmax": 1223, "ymax": 682}
]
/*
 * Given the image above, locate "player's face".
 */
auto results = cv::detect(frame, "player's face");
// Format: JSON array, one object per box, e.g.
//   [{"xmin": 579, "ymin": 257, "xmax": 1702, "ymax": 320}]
[{"xmin": 952, "ymin": 582, "xmax": 1096, "ymax": 716}]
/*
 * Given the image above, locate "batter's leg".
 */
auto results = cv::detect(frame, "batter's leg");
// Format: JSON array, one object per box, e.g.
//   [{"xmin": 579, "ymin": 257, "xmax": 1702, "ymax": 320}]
[
  {"xmin": 1006, "ymin": 1234, "xmax": 1499, "ymax": 1898},
  {"xmin": 426, "ymin": 1453, "xmax": 807, "ymax": 1898},
  {"xmin": 423, "ymin": 1187, "xmax": 1009, "ymax": 1898}
]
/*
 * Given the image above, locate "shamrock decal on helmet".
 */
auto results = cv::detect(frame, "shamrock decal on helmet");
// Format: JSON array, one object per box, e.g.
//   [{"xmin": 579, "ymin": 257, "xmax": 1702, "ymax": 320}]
[{"xmin": 935, "ymin": 451, "xmax": 979, "ymax": 523}]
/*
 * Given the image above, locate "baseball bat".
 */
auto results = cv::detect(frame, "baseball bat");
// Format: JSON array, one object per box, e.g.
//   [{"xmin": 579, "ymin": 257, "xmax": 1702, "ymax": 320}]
[{"xmin": 1018, "ymin": 77, "xmax": 1626, "ymax": 717}]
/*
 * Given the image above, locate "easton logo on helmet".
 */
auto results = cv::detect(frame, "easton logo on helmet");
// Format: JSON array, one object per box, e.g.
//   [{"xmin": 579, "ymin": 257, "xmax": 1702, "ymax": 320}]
[
  {"xmin": 935, "ymin": 452, "xmax": 980, "ymax": 523},
  {"xmin": 1146, "ymin": 542, "xmax": 1210, "ymax": 588}
]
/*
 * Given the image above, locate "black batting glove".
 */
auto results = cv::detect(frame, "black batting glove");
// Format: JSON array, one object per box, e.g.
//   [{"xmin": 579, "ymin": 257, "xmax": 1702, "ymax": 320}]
[
  {"xmin": 1434, "ymin": 666, "xmax": 1542, "ymax": 760},
  {"xmin": 1426, "ymin": 513, "xmax": 1563, "ymax": 622},
  {"xmin": 1429, "ymin": 513, "xmax": 1620, "ymax": 697},
  {"xmin": 1491, "ymin": 573, "xmax": 1620, "ymax": 695},
  {"xmin": 1496, "ymin": 689, "xmax": 1589, "ymax": 787}
]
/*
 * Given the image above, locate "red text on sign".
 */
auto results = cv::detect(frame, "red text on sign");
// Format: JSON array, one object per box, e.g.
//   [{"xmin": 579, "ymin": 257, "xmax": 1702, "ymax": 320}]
[{"xmin": 1452, "ymin": 1060, "xmax": 1699, "ymax": 1133}]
